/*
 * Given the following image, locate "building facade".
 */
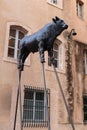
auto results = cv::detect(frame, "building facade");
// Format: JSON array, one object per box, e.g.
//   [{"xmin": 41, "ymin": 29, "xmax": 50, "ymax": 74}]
[{"xmin": 0, "ymin": 0, "xmax": 87, "ymax": 130}]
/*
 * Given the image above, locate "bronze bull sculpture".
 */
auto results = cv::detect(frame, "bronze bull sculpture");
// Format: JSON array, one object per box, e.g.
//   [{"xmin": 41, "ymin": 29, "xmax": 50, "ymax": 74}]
[{"xmin": 18, "ymin": 16, "xmax": 68, "ymax": 71}]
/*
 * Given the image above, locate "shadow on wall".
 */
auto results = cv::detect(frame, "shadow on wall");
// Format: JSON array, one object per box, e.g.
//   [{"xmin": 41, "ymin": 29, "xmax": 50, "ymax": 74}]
[{"xmin": 0, "ymin": 86, "xmax": 12, "ymax": 122}]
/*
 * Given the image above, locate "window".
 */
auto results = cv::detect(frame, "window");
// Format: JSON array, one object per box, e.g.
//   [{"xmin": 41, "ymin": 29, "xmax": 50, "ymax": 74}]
[
  {"xmin": 84, "ymin": 51, "xmax": 87, "ymax": 74},
  {"xmin": 23, "ymin": 86, "xmax": 50, "ymax": 127},
  {"xmin": 4, "ymin": 22, "xmax": 31, "ymax": 65},
  {"xmin": 47, "ymin": 0, "xmax": 63, "ymax": 9},
  {"xmin": 51, "ymin": 0, "xmax": 58, "ymax": 4},
  {"xmin": 48, "ymin": 40, "xmax": 63, "ymax": 69},
  {"xmin": 83, "ymin": 95, "xmax": 87, "ymax": 123},
  {"xmin": 8, "ymin": 25, "xmax": 26, "ymax": 59},
  {"xmin": 76, "ymin": 0, "xmax": 84, "ymax": 18}
]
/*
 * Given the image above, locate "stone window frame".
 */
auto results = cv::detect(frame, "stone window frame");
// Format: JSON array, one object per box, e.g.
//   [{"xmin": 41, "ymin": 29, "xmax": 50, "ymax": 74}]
[
  {"xmin": 47, "ymin": 0, "xmax": 63, "ymax": 9},
  {"xmin": 45, "ymin": 38, "xmax": 66, "ymax": 73},
  {"xmin": 48, "ymin": 39, "xmax": 63, "ymax": 68},
  {"xmin": 8, "ymin": 25, "xmax": 26, "ymax": 59},
  {"xmin": 76, "ymin": 0, "xmax": 84, "ymax": 18},
  {"xmin": 23, "ymin": 85, "xmax": 50, "ymax": 127},
  {"xmin": 3, "ymin": 22, "xmax": 31, "ymax": 66}
]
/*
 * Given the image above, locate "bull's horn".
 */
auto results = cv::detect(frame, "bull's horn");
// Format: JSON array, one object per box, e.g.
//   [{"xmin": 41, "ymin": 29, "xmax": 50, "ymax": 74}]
[
  {"xmin": 52, "ymin": 18, "xmax": 56, "ymax": 23},
  {"xmin": 55, "ymin": 16, "xmax": 59, "ymax": 21}
]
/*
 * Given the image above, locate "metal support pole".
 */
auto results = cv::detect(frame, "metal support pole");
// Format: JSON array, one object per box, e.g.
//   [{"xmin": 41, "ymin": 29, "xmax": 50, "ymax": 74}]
[
  {"xmin": 52, "ymin": 64, "xmax": 75, "ymax": 130},
  {"xmin": 19, "ymin": 70, "xmax": 23, "ymax": 130},
  {"xmin": 42, "ymin": 63, "xmax": 50, "ymax": 130},
  {"xmin": 13, "ymin": 70, "xmax": 23, "ymax": 130}
]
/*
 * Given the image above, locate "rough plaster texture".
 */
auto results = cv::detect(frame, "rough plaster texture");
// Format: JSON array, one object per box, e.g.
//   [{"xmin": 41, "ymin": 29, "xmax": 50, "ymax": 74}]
[{"xmin": 0, "ymin": 0, "xmax": 87, "ymax": 130}]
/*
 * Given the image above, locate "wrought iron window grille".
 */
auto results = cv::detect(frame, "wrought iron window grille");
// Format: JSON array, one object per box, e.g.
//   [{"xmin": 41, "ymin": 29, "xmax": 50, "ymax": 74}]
[
  {"xmin": 83, "ymin": 95, "xmax": 87, "ymax": 124},
  {"xmin": 23, "ymin": 85, "xmax": 50, "ymax": 127}
]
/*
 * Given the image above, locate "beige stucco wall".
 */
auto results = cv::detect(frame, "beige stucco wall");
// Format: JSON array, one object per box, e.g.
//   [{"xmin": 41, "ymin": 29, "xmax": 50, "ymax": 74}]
[{"xmin": 0, "ymin": 0, "xmax": 87, "ymax": 130}]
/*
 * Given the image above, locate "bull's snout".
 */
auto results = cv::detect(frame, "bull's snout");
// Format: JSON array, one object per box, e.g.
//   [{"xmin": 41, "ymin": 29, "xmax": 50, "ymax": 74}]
[
  {"xmin": 62, "ymin": 23, "xmax": 68, "ymax": 29},
  {"xmin": 65, "ymin": 24, "xmax": 68, "ymax": 29}
]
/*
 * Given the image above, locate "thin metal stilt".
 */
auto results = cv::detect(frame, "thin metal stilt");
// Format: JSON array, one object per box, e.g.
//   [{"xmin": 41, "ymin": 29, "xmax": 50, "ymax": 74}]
[
  {"xmin": 13, "ymin": 70, "xmax": 23, "ymax": 130},
  {"xmin": 52, "ymin": 64, "xmax": 75, "ymax": 130},
  {"xmin": 18, "ymin": 70, "xmax": 23, "ymax": 130},
  {"xmin": 42, "ymin": 63, "xmax": 50, "ymax": 130}
]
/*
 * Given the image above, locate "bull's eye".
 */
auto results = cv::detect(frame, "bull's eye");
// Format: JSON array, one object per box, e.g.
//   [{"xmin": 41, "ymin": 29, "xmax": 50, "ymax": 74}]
[{"xmin": 61, "ymin": 20, "xmax": 63, "ymax": 23}]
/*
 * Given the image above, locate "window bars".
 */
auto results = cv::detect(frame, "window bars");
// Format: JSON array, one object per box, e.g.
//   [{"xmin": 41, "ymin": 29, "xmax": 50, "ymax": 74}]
[
  {"xmin": 23, "ymin": 85, "xmax": 50, "ymax": 127},
  {"xmin": 83, "ymin": 95, "xmax": 87, "ymax": 123}
]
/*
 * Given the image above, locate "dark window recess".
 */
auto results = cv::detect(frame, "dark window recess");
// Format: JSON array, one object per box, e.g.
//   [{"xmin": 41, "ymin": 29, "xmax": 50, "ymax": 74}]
[
  {"xmin": 83, "ymin": 96, "xmax": 87, "ymax": 124},
  {"xmin": 23, "ymin": 86, "xmax": 50, "ymax": 127},
  {"xmin": 48, "ymin": 42, "xmax": 61, "ymax": 68},
  {"xmin": 76, "ymin": 0, "xmax": 84, "ymax": 18}
]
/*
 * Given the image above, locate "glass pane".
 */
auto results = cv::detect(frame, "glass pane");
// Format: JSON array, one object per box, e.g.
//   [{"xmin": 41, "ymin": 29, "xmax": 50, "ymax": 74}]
[
  {"xmin": 36, "ymin": 92, "xmax": 44, "ymax": 100},
  {"xmin": 54, "ymin": 50, "xmax": 58, "ymax": 59},
  {"xmin": 83, "ymin": 97, "xmax": 87, "ymax": 104},
  {"xmin": 9, "ymin": 38, "xmax": 15, "ymax": 47},
  {"xmin": 25, "ymin": 91, "xmax": 34, "ymax": 99},
  {"xmin": 35, "ymin": 100, "xmax": 44, "ymax": 108},
  {"xmin": 23, "ymin": 99, "xmax": 33, "ymax": 120},
  {"xmin": 54, "ymin": 59, "xmax": 57, "ymax": 67},
  {"xmin": 84, "ymin": 106, "xmax": 87, "ymax": 112},
  {"xmin": 54, "ymin": 43, "xmax": 58, "ymax": 50},
  {"xmin": 10, "ymin": 29, "xmax": 16, "ymax": 37},
  {"xmin": 35, "ymin": 92, "xmax": 44, "ymax": 120},
  {"xmin": 28, "ymin": 109, "xmax": 33, "ymax": 120},
  {"xmin": 35, "ymin": 101, "xmax": 44, "ymax": 120},
  {"xmin": 84, "ymin": 113, "xmax": 87, "ymax": 121},
  {"xmin": 35, "ymin": 109, "xmax": 44, "ymax": 120},
  {"xmin": 18, "ymin": 40, "xmax": 20, "ymax": 49},
  {"xmin": 8, "ymin": 48, "xmax": 14, "ymax": 58},
  {"xmin": 23, "ymin": 91, "xmax": 34, "ymax": 120},
  {"xmin": 53, "ymin": 0, "xmax": 57, "ymax": 4},
  {"xmin": 24, "ymin": 99, "xmax": 33, "ymax": 108},
  {"xmin": 19, "ymin": 31, "xmax": 24, "ymax": 39},
  {"xmin": 48, "ymin": 57, "xmax": 52, "ymax": 66},
  {"xmin": 83, "ymin": 96, "xmax": 87, "ymax": 122},
  {"xmin": 57, "ymin": 59, "xmax": 60, "ymax": 67},
  {"xmin": 17, "ymin": 49, "xmax": 19, "ymax": 58},
  {"xmin": 23, "ymin": 109, "xmax": 33, "ymax": 120}
]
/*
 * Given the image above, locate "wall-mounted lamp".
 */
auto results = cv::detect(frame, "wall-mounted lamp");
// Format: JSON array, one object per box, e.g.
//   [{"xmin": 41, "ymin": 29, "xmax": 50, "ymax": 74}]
[{"xmin": 68, "ymin": 29, "xmax": 77, "ymax": 39}]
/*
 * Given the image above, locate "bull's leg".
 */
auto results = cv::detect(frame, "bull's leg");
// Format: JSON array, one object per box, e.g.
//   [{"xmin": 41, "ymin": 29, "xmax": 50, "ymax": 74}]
[
  {"xmin": 48, "ymin": 48, "xmax": 55, "ymax": 65},
  {"xmin": 18, "ymin": 46, "xmax": 26, "ymax": 70},
  {"xmin": 38, "ymin": 41, "xmax": 45, "ymax": 63},
  {"xmin": 21, "ymin": 50, "xmax": 30, "ymax": 71}
]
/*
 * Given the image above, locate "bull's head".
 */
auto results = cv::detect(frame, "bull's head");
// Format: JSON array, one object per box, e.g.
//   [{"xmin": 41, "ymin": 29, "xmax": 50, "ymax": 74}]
[{"xmin": 52, "ymin": 16, "xmax": 68, "ymax": 35}]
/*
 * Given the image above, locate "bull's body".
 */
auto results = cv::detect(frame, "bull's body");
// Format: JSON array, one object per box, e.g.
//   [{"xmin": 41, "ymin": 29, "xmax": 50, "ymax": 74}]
[
  {"xmin": 20, "ymin": 22, "xmax": 60, "ymax": 52},
  {"xmin": 18, "ymin": 17, "xmax": 68, "ymax": 71}
]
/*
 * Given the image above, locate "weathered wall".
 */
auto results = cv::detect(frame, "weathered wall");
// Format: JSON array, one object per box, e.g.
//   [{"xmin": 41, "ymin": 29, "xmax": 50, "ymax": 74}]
[{"xmin": 0, "ymin": 0, "xmax": 87, "ymax": 130}]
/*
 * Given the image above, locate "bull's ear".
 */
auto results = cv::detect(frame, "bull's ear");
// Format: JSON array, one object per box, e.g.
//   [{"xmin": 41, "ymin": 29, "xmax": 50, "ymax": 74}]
[
  {"xmin": 52, "ymin": 18, "xmax": 56, "ymax": 23},
  {"xmin": 55, "ymin": 16, "xmax": 59, "ymax": 21}
]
